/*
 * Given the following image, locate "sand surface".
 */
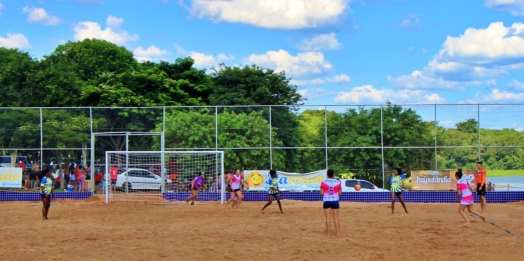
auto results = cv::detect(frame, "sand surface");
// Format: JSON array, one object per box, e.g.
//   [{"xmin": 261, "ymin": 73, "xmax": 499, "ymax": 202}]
[{"xmin": 1, "ymin": 196, "xmax": 523, "ymax": 261}]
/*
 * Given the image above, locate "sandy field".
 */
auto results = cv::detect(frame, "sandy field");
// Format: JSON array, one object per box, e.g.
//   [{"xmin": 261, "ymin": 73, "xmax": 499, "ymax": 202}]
[{"xmin": 0, "ymin": 196, "xmax": 523, "ymax": 261}]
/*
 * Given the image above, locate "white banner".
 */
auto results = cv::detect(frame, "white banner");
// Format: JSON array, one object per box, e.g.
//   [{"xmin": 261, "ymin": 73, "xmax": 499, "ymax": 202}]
[
  {"xmin": 0, "ymin": 167, "xmax": 23, "ymax": 188},
  {"xmin": 243, "ymin": 170, "xmax": 327, "ymax": 192}
]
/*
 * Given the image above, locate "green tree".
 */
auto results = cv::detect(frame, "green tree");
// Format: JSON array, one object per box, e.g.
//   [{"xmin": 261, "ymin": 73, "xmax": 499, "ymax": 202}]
[{"xmin": 0, "ymin": 48, "xmax": 37, "ymax": 107}]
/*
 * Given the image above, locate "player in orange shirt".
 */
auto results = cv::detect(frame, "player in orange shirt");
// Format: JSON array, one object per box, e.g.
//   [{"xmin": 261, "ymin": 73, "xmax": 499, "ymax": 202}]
[{"xmin": 476, "ymin": 161, "xmax": 487, "ymax": 214}]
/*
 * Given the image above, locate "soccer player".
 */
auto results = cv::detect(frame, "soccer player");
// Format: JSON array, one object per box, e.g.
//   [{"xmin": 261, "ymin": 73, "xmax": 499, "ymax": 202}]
[
  {"xmin": 185, "ymin": 171, "xmax": 207, "ymax": 205},
  {"xmin": 476, "ymin": 161, "xmax": 487, "ymax": 214},
  {"xmin": 261, "ymin": 170, "xmax": 283, "ymax": 214},
  {"xmin": 40, "ymin": 168, "xmax": 54, "ymax": 220},
  {"xmin": 388, "ymin": 166, "xmax": 411, "ymax": 214},
  {"xmin": 224, "ymin": 169, "xmax": 248, "ymax": 209},
  {"xmin": 320, "ymin": 169, "xmax": 342, "ymax": 237},
  {"xmin": 455, "ymin": 169, "xmax": 485, "ymax": 223}
]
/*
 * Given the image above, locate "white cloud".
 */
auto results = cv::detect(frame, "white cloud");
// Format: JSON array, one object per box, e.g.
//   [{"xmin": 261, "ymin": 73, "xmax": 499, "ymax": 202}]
[
  {"xmin": 485, "ymin": 0, "xmax": 524, "ymax": 16},
  {"xmin": 106, "ymin": 15, "xmax": 123, "ymax": 27},
  {"xmin": 389, "ymin": 22, "xmax": 524, "ymax": 89},
  {"xmin": 477, "ymin": 89, "xmax": 524, "ymax": 101},
  {"xmin": 173, "ymin": 43, "xmax": 187, "ymax": 55},
  {"xmin": 134, "ymin": 45, "xmax": 170, "ymax": 62},
  {"xmin": 243, "ymin": 49, "xmax": 333, "ymax": 77},
  {"xmin": 439, "ymin": 120, "xmax": 455, "ymax": 128},
  {"xmin": 334, "ymin": 85, "xmax": 445, "ymax": 104},
  {"xmin": 507, "ymin": 79, "xmax": 524, "ymax": 90},
  {"xmin": 187, "ymin": 0, "xmax": 350, "ymax": 29},
  {"xmin": 22, "ymin": 6, "xmax": 61, "ymax": 25},
  {"xmin": 74, "ymin": 16, "xmax": 139, "ymax": 44},
  {"xmin": 296, "ymin": 87, "xmax": 331, "ymax": 99},
  {"xmin": 189, "ymin": 52, "xmax": 235, "ymax": 69},
  {"xmin": 0, "ymin": 33, "xmax": 31, "ymax": 49},
  {"xmin": 292, "ymin": 74, "xmax": 351, "ymax": 85},
  {"xmin": 296, "ymin": 33, "xmax": 343, "ymax": 51},
  {"xmin": 400, "ymin": 14, "xmax": 421, "ymax": 28}
]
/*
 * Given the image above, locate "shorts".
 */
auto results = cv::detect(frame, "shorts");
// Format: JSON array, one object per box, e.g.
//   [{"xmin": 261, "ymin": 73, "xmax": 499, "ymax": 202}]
[
  {"xmin": 41, "ymin": 194, "xmax": 50, "ymax": 199},
  {"xmin": 95, "ymin": 181, "xmax": 101, "ymax": 185},
  {"xmin": 233, "ymin": 189, "xmax": 240, "ymax": 192},
  {"xmin": 323, "ymin": 201, "xmax": 340, "ymax": 209},
  {"xmin": 192, "ymin": 187, "xmax": 199, "ymax": 191},
  {"xmin": 476, "ymin": 183, "xmax": 486, "ymax": 196},
  {"xmin": 460, "ymin": 198, "xmax": 474, "ymax": 206},
  {"xmin": 269, "ymin": 193, "xmax": 279, "ymax": 198},
  {"xmin": 111, "ymin": 180, "xmax": 117, "ymax": 185},
  {"xmin": 393, "ymin": 192, "xmax": 402, "ymax": 196}
]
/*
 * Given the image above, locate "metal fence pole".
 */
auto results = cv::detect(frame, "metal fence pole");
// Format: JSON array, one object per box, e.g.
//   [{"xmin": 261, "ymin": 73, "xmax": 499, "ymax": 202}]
[
  {"xmin": 324, "ymin": 106, "xmax": 328, "ymax": 169},
  {"xmin": 269, "ymin": 106, "xmax": 273, "ymax": 169},
  {"xmin": 381, "ymin": 106, "xmax": 385, "ymax": 190},
  {"xmin": 89, "ymin": 107, "xmax": 94, "ymax": 193},
  {"xmin": 39, "ymin": 108, "xmax": 43, "ymax": 169},
  {"xmin": 434, "ymin": 104, "xmax": 437, "ymax": 170},
  {"xmin": 478, "ymin": 104, "xmax": 481, "ymax": 161}
]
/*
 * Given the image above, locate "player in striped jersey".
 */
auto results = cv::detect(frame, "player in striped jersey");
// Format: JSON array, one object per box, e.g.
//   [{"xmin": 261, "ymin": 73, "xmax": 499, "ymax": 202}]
[
  {"xmin": 39, "ymin": 169, "xmax": 54, "ymax": 220},
  {"xmin": 261, "ymin": 170, "xmax": 283, "ymax": 214}
]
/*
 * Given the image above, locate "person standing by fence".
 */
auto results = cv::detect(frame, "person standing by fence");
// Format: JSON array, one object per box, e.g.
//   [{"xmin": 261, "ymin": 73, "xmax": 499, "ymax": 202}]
[
  {"xmin": 476, "ymin": 161, "xmax": 487, "ymax": 214},
  {"xmin": 39, "ymin": 169, "xmax": 54, "ymax": 220}
]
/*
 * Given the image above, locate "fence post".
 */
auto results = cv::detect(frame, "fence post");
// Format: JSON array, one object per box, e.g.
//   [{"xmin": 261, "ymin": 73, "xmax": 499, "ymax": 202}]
[
  {"xmin": 324, "ymin": 106, "xmax": 328, "ymax": 170},
  {"xmin": 434, "ymin": 104, "xmax": 437, "ymax": 170},
  {"xmin": 381, "ymin": 106, "xmax": 385, "ymax": 191},
  {"xmin": 269, "ymin": 106, "xmax": 273, "ymax": 169}
]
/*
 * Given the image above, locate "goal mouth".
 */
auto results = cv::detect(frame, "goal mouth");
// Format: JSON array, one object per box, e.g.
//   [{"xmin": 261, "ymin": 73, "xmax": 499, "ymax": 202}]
[{"xmin": 104, "ymin": 151, "xmax": 225, "ymax": 204}]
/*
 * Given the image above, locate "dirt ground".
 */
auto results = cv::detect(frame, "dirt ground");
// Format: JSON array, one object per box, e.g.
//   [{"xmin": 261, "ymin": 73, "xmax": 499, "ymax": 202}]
[{"xmin": 1, "ymin": 196, "xmax": 523, "ymax": 261}]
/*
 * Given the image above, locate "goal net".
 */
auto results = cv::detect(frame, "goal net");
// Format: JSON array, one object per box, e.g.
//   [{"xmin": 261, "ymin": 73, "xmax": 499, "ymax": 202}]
[{"xmin": 105, "ymin": 151, "xmax": 225, "ymax": 204}]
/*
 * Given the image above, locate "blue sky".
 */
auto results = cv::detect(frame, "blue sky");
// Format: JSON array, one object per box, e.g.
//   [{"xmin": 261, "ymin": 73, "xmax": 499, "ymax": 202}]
[{"xmin": 1, "ymin": 0, "xmax": 524, "ymax": 129}]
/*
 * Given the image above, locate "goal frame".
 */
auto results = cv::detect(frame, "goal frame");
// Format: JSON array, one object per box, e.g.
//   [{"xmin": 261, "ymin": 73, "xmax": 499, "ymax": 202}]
[
  {"xmin": 104, "ymin": 150, "xmax": 225, "ymax": 204},
  {"xmin": 90, "ymin": 132, "xmax": 164, "ymax": 193}
]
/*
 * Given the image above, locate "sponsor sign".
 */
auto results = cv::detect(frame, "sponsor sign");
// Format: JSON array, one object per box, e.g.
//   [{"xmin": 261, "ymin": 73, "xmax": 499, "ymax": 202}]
[
  {"xmin": 243, "ymin": 170, "xmax": 327, "ymax": 192},
  {"xmin": 0, "ymin": 167, "xmax": 23, "ymax": 188},
  {"xmin": 411, "ymin": 170, "xmax": 477, "ymax": 191}
]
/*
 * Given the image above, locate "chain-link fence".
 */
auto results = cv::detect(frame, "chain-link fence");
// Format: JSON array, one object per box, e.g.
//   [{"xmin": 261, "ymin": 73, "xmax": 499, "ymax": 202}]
[{"xmin": 1, "ymin": 104, "xmax": 523, "ymax": 191}]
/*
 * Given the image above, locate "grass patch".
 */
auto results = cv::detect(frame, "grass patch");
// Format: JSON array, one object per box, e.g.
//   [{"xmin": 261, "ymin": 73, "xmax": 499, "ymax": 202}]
[{"xmin": 487, "ymin": 170, "xmax": 524, "ymax": 177}]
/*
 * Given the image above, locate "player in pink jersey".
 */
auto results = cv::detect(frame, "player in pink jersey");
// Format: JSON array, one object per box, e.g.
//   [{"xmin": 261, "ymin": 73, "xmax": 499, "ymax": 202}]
[
  {"xmin": 455, "ymin": 169, "xmax": 485, "ymax": 224},
  {"xmin": 224, "ymin": 169, "xmax": 248, "ymax": 209},
  {"xmin": 320, "ymin": 169, "xmax": 342, "ymax": 237}
]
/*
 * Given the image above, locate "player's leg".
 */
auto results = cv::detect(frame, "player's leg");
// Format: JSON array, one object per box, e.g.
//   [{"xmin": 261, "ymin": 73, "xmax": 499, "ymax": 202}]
[
  {"xmin": 235, "ymin": 190, "xmax": 244, "ymax": 208},
  {"xmin": 224, "ymin": 190, "xmax": 236, "ymax": 207},
  {"xmin": 41, "ymin": 195, "xmax": 46, "ymax": 219},
  {"xmin": 466, "ymin": 205, "xmax": 485, "ymax": 222},
  {"xmin": 261, "ymin": 194, "xmax": 273, "ymax": 211},
  {"xmin": 479, "ymin": 195, "xmax": 486, "ymax": 214},
  {"xmin": 458, "ymin": 204, "xmax": 469, "ymax": 223},
  {"xmin": 191, "ymin": 190, "xmax": 198, "ymax": 205},
  {"xmin": 398, "ymin": 193, "xmax": 408, "ymax": 213},
  {"xmin": 275, "ymin": 194, "xmax": 283, "ymax": 214},
  {"xmin": 390, "ymin": 192, "xmax": 396, "ymax": 214},
  {"xmin": 332, "ymin": 208, "xmax": 340, "ymax": 236},
  {"xmin": 323, "ymin": 204, "xmax": 332, "ymax": 236}
]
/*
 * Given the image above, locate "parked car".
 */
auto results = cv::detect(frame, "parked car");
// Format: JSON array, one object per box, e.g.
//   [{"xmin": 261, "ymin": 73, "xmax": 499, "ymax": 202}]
[
  {"xmin": 0, "ymin": 156, "xmax": 32, "ymax": 172},
  {"xmin": 116, "ymin": 168, "xmax": 170, "ymax": 191},
  {"xmin": 339, "ymin": 179, "xmax": 385, "ymax": 192}
]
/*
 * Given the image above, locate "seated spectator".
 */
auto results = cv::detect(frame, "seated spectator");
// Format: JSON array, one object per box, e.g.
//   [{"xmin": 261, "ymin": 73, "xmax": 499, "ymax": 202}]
[{"xmin": 487, "ymin": 182, "xmax": 495, "ymax": 192}]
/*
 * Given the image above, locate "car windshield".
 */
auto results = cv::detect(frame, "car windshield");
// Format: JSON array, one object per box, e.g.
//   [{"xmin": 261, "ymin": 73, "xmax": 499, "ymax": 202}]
[
  {"xmin": 1, "ymin": 157, "xmax": 11, "ymax": 163},
  {"xmin": 360, "ymin": 181, "xmax": 374, "ymax": 189}
]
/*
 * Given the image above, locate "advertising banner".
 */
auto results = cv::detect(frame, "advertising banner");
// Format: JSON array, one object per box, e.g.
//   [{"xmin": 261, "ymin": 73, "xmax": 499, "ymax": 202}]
[
  {"xmin": 410, "ymin": 170, "xmax": 477, "ymax": 191},
  {"xmin": 243, "ymin": 170, "xmax": 327, "ymax": 192},
  {"xmin": 0, "ymin": 167, "xmax": 23, "ymax": 188}
]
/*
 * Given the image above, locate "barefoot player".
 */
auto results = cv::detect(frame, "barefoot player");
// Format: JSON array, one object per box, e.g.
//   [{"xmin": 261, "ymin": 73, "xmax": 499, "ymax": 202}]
[{"xmin": 261, "ymin": 170, "xmax": 283, "ymax": 214}]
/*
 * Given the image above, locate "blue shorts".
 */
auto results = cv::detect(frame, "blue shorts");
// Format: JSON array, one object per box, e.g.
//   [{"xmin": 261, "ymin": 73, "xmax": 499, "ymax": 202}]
[{"xmin": 323, "ymin": 201, "xmax": 340, "ymax": 209}]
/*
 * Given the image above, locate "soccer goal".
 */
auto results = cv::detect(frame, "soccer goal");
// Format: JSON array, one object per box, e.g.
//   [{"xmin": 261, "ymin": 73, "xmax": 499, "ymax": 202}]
[{"xmin": 105, "ymin": 151, "xmax": 225, "ymax": 204}]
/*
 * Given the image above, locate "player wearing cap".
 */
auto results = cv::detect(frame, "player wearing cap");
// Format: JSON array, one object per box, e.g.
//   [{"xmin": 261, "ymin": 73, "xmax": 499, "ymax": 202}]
[{"xmin": 185, "ymin": 171, "xmax": 207, "ymax": 205}]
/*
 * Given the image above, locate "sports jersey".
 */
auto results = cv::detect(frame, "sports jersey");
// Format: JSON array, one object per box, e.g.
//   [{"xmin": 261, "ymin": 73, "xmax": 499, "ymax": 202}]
[
  {"xmin": 456, "ymin": 178, "xmax": 474, "ymax": 205},
  {"xmin": 231, "ymin": 174, "xmax": 242, "ymax": 190},
  {"xmin": 110, "ymin": 167, "xmax": 118, "ymax": 180},
  {"xmin": 193, "ymin": 176, "xmax": 204, "ymax": 189},
  {"xmin": 268, "ymin": 177, "xmax": 279, "ymax": 194},
  {"xmin": 40, "ymin": 177, "xmax": 53, "ymax": 195},
  {"xmin": 477, "ymin": 168, "xmax": 486, "ymax": 186},
  {"xmin": 389, "ymin": 174, "xmax": 406, "ymax": 192},
  {"xmin": 320, "ymin": 178, "xmax": 342, "ymax": 202}
]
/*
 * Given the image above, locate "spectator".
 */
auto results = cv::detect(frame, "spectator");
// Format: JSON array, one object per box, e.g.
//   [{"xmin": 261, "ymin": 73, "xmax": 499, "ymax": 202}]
[
  {"xmin": 76, "ymin": 165, "xmax": 85, "ymax": 192},
  {"xmin": 94, "ymin": 170, "xmax": 103, "ymax": 193},
  {"xmin": 110, "ymin": 166, "xmax": 118, "ymax": 192},
  {"xmin": 31, "ymin": 159, "xmax": 41, "ymax": 189},
  {"xmin": 487, "ymin": 182, "xmax": 495, "ymax": 192}
]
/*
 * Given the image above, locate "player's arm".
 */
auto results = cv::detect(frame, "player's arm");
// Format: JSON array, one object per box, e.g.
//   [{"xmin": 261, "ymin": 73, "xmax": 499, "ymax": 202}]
[
  {"xmin": 320, "ymin": 187, "xmax": 325, "ymax": 196},
  {"xmin": 337, "ymin": 186, "xmax": 342, "ymax": 195},
  {"xmin": 455, "ymin": 188, "xmax": 461, "ymax": 200},
  {"xmin": 242, "ymin": 179, "xmax": 249, "ymax": 190},
  {"xmin": 191, "ymin": 179, "xmax": 195, "ymax": 189}
]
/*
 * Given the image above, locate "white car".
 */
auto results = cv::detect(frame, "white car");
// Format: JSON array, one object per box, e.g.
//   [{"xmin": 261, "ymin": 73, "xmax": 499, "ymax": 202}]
[
  {"xmin": 116, "ymin": 168, "xmax": 170, "ymax": 191},
  {"xmin": 339, "ymin": 179, "xmax": 386, "ymax": 192}
]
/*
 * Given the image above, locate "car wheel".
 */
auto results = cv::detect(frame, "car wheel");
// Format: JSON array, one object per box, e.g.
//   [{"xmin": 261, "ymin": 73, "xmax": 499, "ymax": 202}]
[{"xmin": 122, "ymin": 182, "xmax": 132, "ymax": 192}]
